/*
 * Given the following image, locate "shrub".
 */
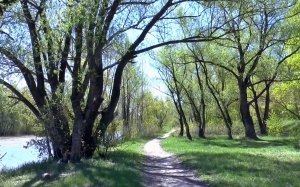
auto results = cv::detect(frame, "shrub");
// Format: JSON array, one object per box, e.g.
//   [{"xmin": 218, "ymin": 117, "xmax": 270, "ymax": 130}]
[{"xmin": 267, "ymin": 112, "xmax": 284, "ymax": 136}]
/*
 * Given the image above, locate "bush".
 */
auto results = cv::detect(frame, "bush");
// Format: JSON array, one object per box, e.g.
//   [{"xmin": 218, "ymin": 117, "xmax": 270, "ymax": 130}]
[
  {"xmin": 267, "ymin": 112, "xmax": 284, "ymax": 136},
  {"xmin": 96, "ymin": 119, "xmax": 123, "ymax": 158}
]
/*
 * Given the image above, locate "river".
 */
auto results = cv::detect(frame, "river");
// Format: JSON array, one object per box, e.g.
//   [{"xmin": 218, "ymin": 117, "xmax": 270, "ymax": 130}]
[{"xmin": 0, "ymin": 136, "xmax": 45, "ymax": 171}]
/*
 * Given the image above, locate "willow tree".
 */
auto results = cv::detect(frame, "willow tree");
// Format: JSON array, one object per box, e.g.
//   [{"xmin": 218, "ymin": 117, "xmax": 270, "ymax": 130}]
[
  {"xmin": 188, "ymin": 0, "xmax": 300, "ymax": 139},
  {"xmin": 0, "ymin": 0, "xmax": 227, "ymax": 162}
]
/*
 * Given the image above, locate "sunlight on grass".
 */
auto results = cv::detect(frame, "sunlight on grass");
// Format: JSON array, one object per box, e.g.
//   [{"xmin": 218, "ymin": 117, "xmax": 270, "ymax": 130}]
[
  {"xmin": 0, "ymin": 139, "xmax": 146, "ymax": 187},
  {"xmin": 161, "ymin": 136, "xmax": 300, "ymax": 187}
]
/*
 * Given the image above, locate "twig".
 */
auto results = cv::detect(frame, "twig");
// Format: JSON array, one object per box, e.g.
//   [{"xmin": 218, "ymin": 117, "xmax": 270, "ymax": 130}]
[{"xmin": 0, "ymin": 152, "xmax": 7, "ymax": 160}]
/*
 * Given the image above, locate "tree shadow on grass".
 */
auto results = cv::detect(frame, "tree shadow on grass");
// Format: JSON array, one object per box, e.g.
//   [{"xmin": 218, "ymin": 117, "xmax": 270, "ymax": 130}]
[
  {"xmin": 198, "ymin": 137, "xmax": 295, "ymax": 149},
  {"xmin": 178, "ymin": 151, "xmax": 300, "ymax": 187},
  {"xmin": 1, "ymin": 149, "xmax": 144, "ymax": 187},
  {"xmin": 73, "ymin": 150, "xmax": 144, "ymax": 187}
]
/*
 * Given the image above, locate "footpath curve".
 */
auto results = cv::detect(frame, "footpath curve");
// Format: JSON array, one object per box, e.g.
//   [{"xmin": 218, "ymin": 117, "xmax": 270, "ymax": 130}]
[{"xmin": 142, "ymin": 130, "xmax": 210, "ymax": 187}]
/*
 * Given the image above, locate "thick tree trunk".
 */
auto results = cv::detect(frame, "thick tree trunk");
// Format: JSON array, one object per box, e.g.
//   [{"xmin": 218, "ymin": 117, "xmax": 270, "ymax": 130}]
[
  {"xmin": 52, "ymin": 142, "xmax": 63, "ymax": 160},
  {"xmin": 198, "ymin": 128, "xmax": 205, "ymax": 138},
  {"xmin": 239, "ymin": 82, "xmax": 258, "ymax": 139},
  {"xmin": 71, "ymin": 115, "xmax": 83, "ymax": 162},
  {"xmin": 82, "ymin": 120, "xmax": 97, "ymax": 159}
]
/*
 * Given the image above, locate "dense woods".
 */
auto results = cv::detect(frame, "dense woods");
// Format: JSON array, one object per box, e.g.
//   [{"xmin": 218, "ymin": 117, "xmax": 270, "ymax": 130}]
[{"xmin": 0, "ymin": 0, "xmax": 300, "ymax": 163}]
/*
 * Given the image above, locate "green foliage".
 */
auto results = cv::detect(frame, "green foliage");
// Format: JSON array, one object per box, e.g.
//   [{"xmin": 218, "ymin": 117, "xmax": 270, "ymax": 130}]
[
  {"xmin": 96, "ymin": 119, "xmax": 123, "ymax": 158},
  {"xmin": 267, "ymin": 112, "xmax": 284, "ymax": 136},
  {"xmin": 0, "ymin": 86, "xmax": 36, "ymax": 136}
]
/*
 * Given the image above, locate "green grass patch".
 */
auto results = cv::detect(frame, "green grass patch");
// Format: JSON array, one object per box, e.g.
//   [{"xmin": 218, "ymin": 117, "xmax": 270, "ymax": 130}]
[
  {"xmin": 1, "ymin": 139, "xmax": 146, "ymax": 187},
  {"xmin": 161, "ymin": 136, "xmax": 300, "ymax": 187}
]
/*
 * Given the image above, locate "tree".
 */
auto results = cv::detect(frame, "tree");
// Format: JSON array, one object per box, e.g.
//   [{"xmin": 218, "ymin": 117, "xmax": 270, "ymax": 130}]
[
  {"xmin": 120, "ymin": 64, "xmax": 145, "ymax": 137},
  {"xmin": 157, "ymin": 47, "xmax": 192, "ymax": 140},
  {"xmin": 0, "ymin": 0, "xmax": 226, "ymax": 162},
  {"xmin": 201, "ymin": 62, "xmax": 234, "ymax": 139},
  {"xmin": 188, "ymin": 0, "xmax": 300, "ymax": 139}
]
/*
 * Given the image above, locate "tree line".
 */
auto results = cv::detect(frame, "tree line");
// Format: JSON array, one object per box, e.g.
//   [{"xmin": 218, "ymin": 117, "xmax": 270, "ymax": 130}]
[{"xmin": 155, "ymin": 0, "xmax": 300, "ymax": 140}]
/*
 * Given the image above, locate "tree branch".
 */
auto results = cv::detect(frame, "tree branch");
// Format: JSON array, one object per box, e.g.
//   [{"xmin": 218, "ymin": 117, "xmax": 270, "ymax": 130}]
[{"xmin": 0, "ymin": 78, "xmax": 40, "ymax": 118}]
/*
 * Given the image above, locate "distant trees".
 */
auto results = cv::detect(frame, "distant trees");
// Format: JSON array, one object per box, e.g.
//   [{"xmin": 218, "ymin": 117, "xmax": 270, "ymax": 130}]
[
  {"xmin": 156, "ymin": 0, "xmax": 300, "ymax": 139},
  {"xmin": 0, "ymin": 86, "xmax": 34, "ymax": 135}
]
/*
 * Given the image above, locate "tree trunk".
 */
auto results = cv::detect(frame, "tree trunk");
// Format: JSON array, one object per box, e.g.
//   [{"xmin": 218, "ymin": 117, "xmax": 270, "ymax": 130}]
[
  {"xmin": 250, "ymin": 85, "xmax": 266, "ymax": 135},
  {"xmin": 177, "ymin": 99, "xmax": 192, "ymax": 140},
  {"xmin": 239, "ymin": 81, "xmax": 258, "ymax": 139},
  {"xmin": 202, "ymin": 63, "xmax": 233, "ymax": 139},
  {"xmin": 52, "ymin": 142, "xmax": 63, "ymax": 160},
  {"xmin": 199, "ymin": 93, "xmax": 206, "ymax": 138},
  {"xmin": 262, "ymin": 82, "xmax": 270, "ymax": 135},
  {"xmin": 224, "ymin": 107, "xmax": 233, "ymax": 139},
  {"xmin": 122, "ymin": 81, "xmax": 130, "ymax": 138},
  {"xmin": 179, "ymin": 116, "xmax": 184, "ymax": 136},
  {"xmin": 70, "ymin": 115, "xmax": 83, "ymax": 162},
  {"xmin": 227, "ymin": 127, "xmax": 233, "ymax": 139},
  {"xmin": 82, "ymin": 120, "xmax": 97, "ymax": 159},
  {"xmin": 198, "ymin": 128, "xmax": 205, "ymax": 138},
  {"xmin": 197, "ymin": 63, "xmax": 206, "ymax": 138},
  {"xmin": 170, "ymin": 95, "xmax": 184, "ymax": 136}
]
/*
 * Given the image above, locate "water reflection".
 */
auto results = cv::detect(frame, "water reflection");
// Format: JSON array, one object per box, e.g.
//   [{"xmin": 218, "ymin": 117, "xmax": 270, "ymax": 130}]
[{"xmin": 0, "ymin": 136, "xmax": 45, "ymax": 171}]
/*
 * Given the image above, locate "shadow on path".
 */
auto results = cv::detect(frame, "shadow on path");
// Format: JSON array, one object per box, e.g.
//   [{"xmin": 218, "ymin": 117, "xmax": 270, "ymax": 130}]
[{"xmin": 142, "ymin": 130, "xmax": 210, "ymax": 187}]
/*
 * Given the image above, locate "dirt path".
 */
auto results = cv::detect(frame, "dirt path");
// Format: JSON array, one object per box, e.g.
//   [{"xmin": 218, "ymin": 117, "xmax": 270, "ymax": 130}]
[{"xmin": 142, "ymin": 130, "xmax": 210, "ymax": 187}]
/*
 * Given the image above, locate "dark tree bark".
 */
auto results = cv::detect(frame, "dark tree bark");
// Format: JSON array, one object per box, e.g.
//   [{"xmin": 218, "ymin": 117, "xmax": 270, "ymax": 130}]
[
  {"xmin": 250, "ymin": 83, "xmax": 265, "ymax": 135},
  {"xmin": 239, "ymin": 80, "xmax": 258, "ymax": 139},
  {"xmin": 195, "ymin": 63, "xmax": 206, "ymax": 138},
  {"xmin": 177, "ymin": 98, "xmax": 192, "ymax": 140},
  {"xmin": 182, "ymin": 84, "xmax": 205, "ymax": 139},
  {"xmin": 262, "ymin": 82, "xmax": 270, "ymax": 135},
  {"xmin": 174, "ymin": 98, "xmax": 184, "ymax": 136},
  {"xmin": 122, "ymin": 74, "xmax": 131, "ymax": 138}
]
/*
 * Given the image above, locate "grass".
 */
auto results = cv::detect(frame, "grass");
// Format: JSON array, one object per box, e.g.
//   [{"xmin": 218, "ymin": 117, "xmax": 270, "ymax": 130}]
[
  {"xmin": 161, "ymin": 135, "xmax": 300, "ymax": 187},
  {"xmin": 0, "ymin": 139, "xmax": 147, "ymax": 187}
]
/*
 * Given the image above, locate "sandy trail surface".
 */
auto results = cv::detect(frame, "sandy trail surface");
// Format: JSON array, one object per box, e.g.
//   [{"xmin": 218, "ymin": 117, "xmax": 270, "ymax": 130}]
[{"xmin": 142, "ymin": 130, "xmax": 210, "ymax": 187}]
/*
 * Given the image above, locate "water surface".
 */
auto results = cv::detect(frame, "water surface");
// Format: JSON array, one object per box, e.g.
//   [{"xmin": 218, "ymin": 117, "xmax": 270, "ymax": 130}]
[{"xmin": 0, "ymin": 136, "xmax": 44, "ymax": 171}]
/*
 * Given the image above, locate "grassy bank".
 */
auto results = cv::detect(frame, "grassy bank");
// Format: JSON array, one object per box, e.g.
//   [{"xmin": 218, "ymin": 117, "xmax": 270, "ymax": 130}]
[
  {"xmin": 161, "ymin": 135, "xmax": 300, "ymax": 187},
  {"xmin": 1, "ymin": 139, "xmax": 146, "ymax": 187}
]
